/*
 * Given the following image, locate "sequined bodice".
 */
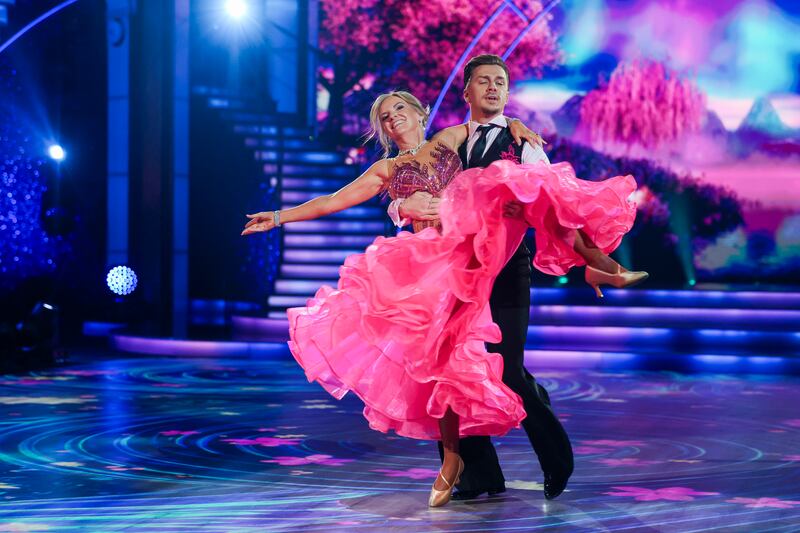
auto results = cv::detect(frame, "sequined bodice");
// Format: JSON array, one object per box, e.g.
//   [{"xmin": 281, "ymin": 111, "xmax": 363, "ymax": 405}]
[
  {"xmin": 388, "ymin": 142, "xmax": 462, "ymax": 199},
  {"xmin": 388, "ymin": 142, "xmax": 462, "ymax": 232}
]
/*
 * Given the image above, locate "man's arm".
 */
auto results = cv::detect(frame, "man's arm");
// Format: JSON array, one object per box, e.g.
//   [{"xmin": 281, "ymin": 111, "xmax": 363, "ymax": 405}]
[
  {"xmin": 521, "ymin": 141, "xmax": 550, "ymax": 164},
  {"xmin": 431, "ymin": 124, "xmax": 469, "ymax": 152},
  {"xmin": 503, "ymin": 137, "xmax": 550, "ymax": 222}
]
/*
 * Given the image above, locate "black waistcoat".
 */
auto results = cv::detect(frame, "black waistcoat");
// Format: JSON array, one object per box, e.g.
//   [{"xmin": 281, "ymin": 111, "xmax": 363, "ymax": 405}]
[
  {"xmin": 457, "ymin": 126, "xmax": 524, "ymax": 169},
  {"xmin": 458, "ymin": 126, "xmax": 531, "ymax": 308}
]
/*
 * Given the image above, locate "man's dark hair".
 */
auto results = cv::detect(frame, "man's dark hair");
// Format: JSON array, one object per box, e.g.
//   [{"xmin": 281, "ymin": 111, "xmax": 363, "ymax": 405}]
[{"xmin": 463, "ymin": 54, "xmax": 511, "ymax": 89}]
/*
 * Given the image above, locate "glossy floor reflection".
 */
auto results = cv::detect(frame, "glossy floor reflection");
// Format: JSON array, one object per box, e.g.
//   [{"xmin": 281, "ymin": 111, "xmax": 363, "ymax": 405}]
[{"xmin": 1, "ymin": 353, "xmax": 799, "ymax": 531}]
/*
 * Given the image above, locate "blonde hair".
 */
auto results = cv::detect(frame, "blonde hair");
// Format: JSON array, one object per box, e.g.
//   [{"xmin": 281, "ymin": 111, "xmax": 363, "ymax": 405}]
[{"xmin": 365, "ymin": 91, "xmax": 430, "ymax": 157}]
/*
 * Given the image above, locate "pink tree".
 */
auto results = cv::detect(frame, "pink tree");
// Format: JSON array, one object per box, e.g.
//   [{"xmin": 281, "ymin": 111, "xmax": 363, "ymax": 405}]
[
  {"xmin": 578, "ymin": 60, "xmax": 706, "ymax": 153},
  {"xmin": 390, "ymin": 0, "xmax": 561, "ymax": 129},
  {"xmin": 318, "ymin": 0, "xmax": 401, "ymax": 136},
  {"xmin": 318, "ymin": 0, "xmax": 561, "ymax": 135}
]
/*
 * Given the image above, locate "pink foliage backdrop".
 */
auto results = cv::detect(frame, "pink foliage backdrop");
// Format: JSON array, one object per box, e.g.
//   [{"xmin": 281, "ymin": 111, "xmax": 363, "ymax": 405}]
[
  {"xmin": 578, "ymin": 60, "xmax": 706, "ymax": 154},
  {"xmin": 317, "ymin": 0, "xmax": 561, "ymax": 133}
]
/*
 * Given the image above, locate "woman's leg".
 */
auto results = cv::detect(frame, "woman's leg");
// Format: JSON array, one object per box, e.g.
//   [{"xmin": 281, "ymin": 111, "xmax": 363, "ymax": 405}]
[
  {"xmin": 429, "ymin": 298, "xmax": 468, "ymax": 506},
  {"xmin": 573, "ymin": 230, "xmax": 619, "ymax": 272},
  {"xmin": 435, "ymin": 407, "xmax": 461, "ymax": 490}
]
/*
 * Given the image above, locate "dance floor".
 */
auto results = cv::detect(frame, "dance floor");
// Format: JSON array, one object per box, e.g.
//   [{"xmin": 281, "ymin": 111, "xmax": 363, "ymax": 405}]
[{"xmin": 1, "ymin": 352, "xmax": 800, "ymax": 531}]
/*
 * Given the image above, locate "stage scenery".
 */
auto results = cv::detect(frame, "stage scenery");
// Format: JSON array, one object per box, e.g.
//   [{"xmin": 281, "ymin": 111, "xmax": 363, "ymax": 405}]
[{"xmin": 1, "ymin": 0, "xmax": 799, "ymax": 530}]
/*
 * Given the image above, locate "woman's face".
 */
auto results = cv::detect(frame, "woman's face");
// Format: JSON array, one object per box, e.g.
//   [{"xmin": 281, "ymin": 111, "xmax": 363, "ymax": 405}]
[{"xmin": 378, "ymin": 95, "xmax": 423, "ymax": 142}]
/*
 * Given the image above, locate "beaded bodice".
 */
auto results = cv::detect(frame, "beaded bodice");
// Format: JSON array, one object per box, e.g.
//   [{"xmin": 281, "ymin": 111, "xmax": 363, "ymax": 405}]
[{"xmin": 388, "ymin": 142, "xmax": 462, "ymax": 232}]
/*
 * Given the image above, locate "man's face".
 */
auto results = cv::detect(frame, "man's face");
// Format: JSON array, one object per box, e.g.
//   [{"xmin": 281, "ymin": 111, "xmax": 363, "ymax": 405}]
[{"xmin": 463, "ymin": 64, "xmax": 509, "ymax": 117}]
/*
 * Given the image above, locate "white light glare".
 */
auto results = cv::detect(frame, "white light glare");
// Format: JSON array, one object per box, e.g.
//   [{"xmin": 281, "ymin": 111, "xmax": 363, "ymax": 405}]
[
  {"xmin": 48, "ymin": 144, "xmax": 65, "ymax": 161},
  {"xmin": 225, "ymin": 0, "xmax": 247, "ymax": 19}
]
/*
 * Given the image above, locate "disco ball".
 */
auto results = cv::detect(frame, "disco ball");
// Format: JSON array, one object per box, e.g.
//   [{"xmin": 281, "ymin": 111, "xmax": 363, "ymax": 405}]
[{"xmin": 106, "ymin": 266, "xmax": 138, "ymax": 296}]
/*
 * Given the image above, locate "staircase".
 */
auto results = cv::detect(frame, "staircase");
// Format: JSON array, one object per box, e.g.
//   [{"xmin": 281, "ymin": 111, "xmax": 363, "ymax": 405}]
[
  {"xmin": 249, "ymin": 131, "xmax": 389, "ymax": 319},
  {"xmin": 193, "ymin": 87, "xmax": 391, "ymax": 322}
]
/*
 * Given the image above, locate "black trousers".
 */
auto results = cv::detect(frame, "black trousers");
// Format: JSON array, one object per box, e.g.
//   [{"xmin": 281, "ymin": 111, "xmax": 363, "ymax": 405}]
[{"xmin": 438, "ymin": 245, "xmax": 574, "ymax": 492}]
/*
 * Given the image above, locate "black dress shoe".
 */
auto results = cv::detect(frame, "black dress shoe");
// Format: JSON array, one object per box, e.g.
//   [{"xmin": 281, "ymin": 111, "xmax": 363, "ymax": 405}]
[
  {"xmin": 543, "ymin": 472, "xmax": 568, "ymax": 500},
  {"xmin": 451, "ymin": 486, "xmax": 506, "ymax": 501}
]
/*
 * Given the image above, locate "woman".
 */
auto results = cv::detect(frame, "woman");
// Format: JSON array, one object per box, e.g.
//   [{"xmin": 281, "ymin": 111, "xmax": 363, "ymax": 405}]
[{"xmin": 243, "ymin": 91, "xmax": 645, "ymax": 506}]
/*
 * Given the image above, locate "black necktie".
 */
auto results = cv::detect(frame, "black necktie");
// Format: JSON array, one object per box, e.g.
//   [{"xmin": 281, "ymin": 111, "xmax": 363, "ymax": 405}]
[{"xmin": 468, "ymin": 124, "xmax": 497, "ymax": 167}]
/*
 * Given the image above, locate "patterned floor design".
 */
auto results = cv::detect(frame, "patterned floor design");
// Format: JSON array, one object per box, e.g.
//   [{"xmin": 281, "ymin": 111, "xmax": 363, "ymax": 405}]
[{"xmin": 1, "ymin": 353, "xmax": 799, "ymax": 531}]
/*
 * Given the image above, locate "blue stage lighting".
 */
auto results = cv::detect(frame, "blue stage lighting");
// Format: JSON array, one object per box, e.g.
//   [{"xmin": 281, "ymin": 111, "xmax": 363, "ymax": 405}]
[
  {"xmin": 225, "ymin": 0, "xmax": 247, "ymax": 19},
  {"xmin": 106, "ymin": 266, "xmax": 138, "ymax": 296},
  {"xmin": 47, "ymin": 144, "xmax": 65, "ymax": 161}
]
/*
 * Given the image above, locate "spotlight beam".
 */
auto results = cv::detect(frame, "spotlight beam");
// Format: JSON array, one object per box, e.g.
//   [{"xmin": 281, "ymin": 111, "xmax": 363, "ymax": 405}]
[
  {"xmin": 501, "ymin": 0, "xmax": 562, "ymax": 60},
  {"xmin": 0, "ymin": 0, "xmax": 81, "ymax": 56}
]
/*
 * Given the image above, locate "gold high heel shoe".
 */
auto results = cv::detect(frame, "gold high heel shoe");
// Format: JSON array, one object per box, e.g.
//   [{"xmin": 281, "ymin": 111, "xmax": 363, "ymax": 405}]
[
  {"xmin": 428, "ymin": 456, "xmax": 464, "ymax": 507},
  {"xmin": 585, "ymin": 264, "xmax": 649, "ymax": 298}
]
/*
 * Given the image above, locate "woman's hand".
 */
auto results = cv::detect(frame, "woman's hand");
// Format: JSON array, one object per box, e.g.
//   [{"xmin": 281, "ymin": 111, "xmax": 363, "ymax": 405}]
[
  {"xmin": 241, "ymin": 212, "xmax": 276, "ymax": 236},
  {"xmin": 508, "ymin": 119, "xmax": 545, "ymax": 147},
  {"xmin": 503, "ymin": 200, "xmax": 525, "ymax": 220}
]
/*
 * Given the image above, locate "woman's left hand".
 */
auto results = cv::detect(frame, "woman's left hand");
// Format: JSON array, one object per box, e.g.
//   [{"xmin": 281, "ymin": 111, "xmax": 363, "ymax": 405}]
[
  {"xmin": 503, "ymin": 200, "xmax": 525, "ymax": 220},
  {"xmin": 509, "ymin": 119, "xmax": 545, "ymax": 147},
  {"xmin": 241, "ymin": 212, "xmax": 276, "ymax": 235}
]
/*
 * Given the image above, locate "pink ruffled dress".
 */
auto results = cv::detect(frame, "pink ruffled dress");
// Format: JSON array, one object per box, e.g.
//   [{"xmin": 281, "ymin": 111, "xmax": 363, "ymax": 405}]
[{"xmin": 288, "ymin": 142, "xmax": 636, "ymax": 440}]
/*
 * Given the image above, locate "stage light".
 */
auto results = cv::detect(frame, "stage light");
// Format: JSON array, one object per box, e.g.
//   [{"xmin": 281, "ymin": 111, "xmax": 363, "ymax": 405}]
[
  {"xmin": 557, "ymin": 276, "xmax": 568, "ymax": 285},
  {"xmin": 225, "ymin": 0, "xmax": 247, "ymax": 19},
  {"xmin": 688, "ymin": 279, "xmax": 697, "ymax": 286},
  {"xmin": 107, "ymin": 266, "xmax": 138, "ymax": 296},
  {"xmin": 47, "ymin": 144, "xmax": 65, "ymax": 161}
]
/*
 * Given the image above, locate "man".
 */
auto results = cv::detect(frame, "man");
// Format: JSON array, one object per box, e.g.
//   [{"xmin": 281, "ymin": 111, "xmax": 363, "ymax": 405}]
[{"xmin": 387, "ymin": 54, "xmax": 574, "ymax": 500}]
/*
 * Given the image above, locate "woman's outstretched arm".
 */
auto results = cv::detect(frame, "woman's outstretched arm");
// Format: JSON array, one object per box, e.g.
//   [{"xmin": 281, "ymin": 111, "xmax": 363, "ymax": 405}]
[{"xmin": 242, "ymin": 159, "xmax": 390, "ymax": 235}]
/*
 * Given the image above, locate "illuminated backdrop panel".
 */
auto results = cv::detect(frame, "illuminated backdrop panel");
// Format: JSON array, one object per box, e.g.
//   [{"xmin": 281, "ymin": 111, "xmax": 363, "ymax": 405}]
[{"xmin": 317, "ymin": 0, "xmax": 800, "ymax": 285}]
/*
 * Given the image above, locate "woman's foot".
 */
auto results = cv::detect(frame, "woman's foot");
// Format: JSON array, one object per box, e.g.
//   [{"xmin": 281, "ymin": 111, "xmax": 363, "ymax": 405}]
[
  {"xmin": 572, "ymin": 231, "xmax": 648, "ymax": 297},
  {"xmin": 585, "ymin": 264, "xmax": 649, "ymax": 298},
  {"xmin": 428, "ymin": 455, "xmax": 464, "ymax": 507}
]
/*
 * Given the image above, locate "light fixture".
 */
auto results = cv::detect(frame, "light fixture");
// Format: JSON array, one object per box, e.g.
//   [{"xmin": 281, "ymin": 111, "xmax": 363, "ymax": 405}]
[
  {"xmin": 106, "ymin": 266, "xmax": 138, "ymax": 296},
  {"xmin": 47, "ymin": 144, "xmax": 65, "ymax": 161}
]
